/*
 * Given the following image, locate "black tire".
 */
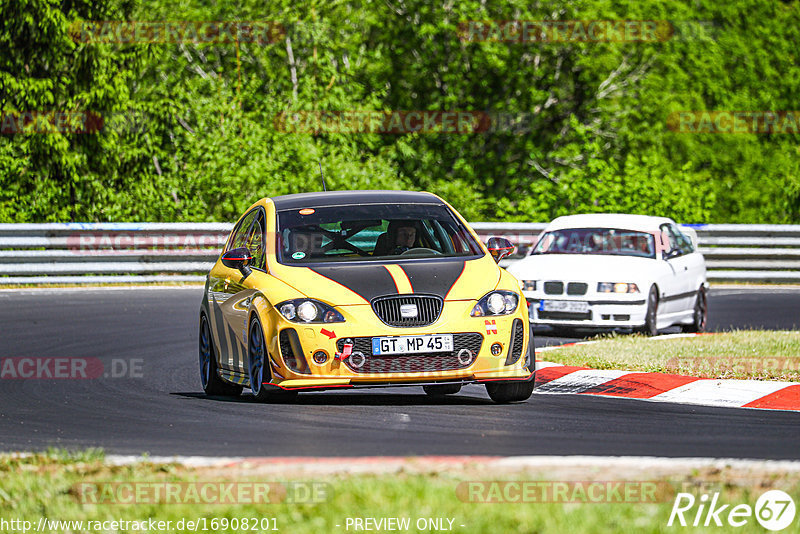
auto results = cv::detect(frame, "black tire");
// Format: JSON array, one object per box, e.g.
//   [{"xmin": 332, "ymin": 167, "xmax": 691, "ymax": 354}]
[
  {"xmin": 423, "ymin": 383, "xmax": 462, "ymax": 396},
  {"xmin": 681, "ymin": 286, "xmax": 708, "ymax": 333},
  {"xmin": 199, "ymin": 315, "xmax": 243, "ymax": 396},
  {"xmin": 639, "ymin": 286, "xmax": 659, "ymax": 336},
  {"xmin": 248, "ymin": 315, "xmax": 298, "ymax": 403},
  {"xmin": 485, "ymin": 380, "xmax": 534, "ymax": 403}
]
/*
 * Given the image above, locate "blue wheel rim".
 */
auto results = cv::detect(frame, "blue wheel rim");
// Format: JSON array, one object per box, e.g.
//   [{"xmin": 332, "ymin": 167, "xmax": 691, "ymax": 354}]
[
  {"xmin": 249, "ymin": 320, "xmax": 265, "ymax": 394},
  {"xmin": 199, "ymin": 317, "xmax": 212, "ymax": 388}
]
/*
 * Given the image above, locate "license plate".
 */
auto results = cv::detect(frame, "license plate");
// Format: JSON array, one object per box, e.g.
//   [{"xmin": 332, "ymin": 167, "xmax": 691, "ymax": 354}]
[
  {"xmin": 539, "ymin": 300, "xmax": 590, "ymax": 313},
  {"xmin": 372, "ymin": 334, "xmax": 454, "ymax": 355}
]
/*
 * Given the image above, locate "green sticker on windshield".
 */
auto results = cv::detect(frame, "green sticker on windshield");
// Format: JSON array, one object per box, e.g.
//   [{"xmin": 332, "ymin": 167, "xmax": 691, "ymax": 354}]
[{"xmin": 292, "ymin": 251, "xmax": 306, "ymax": 260}]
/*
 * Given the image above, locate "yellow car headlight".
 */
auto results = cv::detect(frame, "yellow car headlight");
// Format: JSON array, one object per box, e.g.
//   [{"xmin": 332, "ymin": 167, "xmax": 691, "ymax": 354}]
[
  {"xmin": 277, "ymin": 299, "xmax": 345, "ymax": 323},
  {"xmin": 470, "ymin": 290, "xmax": 520, "ymax": 317}
]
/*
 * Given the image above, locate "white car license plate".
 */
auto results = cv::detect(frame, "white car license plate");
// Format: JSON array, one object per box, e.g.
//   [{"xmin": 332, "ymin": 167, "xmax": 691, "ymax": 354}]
[
  {"xmin": 372, "ymin": 334, "xmax": 453, "ymax": 355},
  {"xmin": 539, "ymin": 300, "xmax": 590, "ymax": 313}
]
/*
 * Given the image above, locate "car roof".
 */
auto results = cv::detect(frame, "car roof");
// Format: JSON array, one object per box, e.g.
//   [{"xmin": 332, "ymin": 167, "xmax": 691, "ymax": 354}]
[
  {"xmin": 545, "ymin": 213, "xmax": 675, "ymax": 231},
  {"xmin": 269, "ymin": 190, "xmax": 443, "ymax": 210}
]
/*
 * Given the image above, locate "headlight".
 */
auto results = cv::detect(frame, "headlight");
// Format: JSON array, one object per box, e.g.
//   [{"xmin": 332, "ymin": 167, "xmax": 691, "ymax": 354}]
[
  {"xmin": 277, "ymin": 299, "xmax": 345, "ymax": 323},
  {"xmin": 597, "ymin": 282, "xmax": 640, "ymax": 294},
  {"xmin": 297, "ymin": 301, "xmax": 318, "ymax": 322},
  {"xmin": 520, "ymin": 280, "xmax": 537, "ymax": 291},
  {"xmin": 279, "ymin": 302, "xmax": 296, "ymax": 320},
  {"xmin": 470, "ymin": 290, "xmax": 520, "ymax": 317}
]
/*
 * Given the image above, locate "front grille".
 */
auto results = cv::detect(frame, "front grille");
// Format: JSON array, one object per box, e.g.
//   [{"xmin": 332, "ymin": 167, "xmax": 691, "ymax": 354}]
[
  {"xmin": 538, "ymin": 310, "xmax": 592, "ymax": 321},
  {"xmin": 505, "ymin": 318, "xmax": 525, "ymax": 365},
  {"xmin": 543, "ymin": 281, "xmax": 564, "ymax": 295},
  {"xmin": 371, "ymin": 294, "xmax": 442, "ymax": 327},
  {"xmin": 567, "ymin": 282, "xmax": 588, "ymax": 295},
  {"xmin": 336, "ymin": 333, "xmax": 483, "ymax": 374}
]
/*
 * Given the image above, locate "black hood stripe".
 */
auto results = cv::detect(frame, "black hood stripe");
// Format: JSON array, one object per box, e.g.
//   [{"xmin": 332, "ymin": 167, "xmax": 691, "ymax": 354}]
[
  {"xmin": 310, "ymin": 259, "xmax": 468, "ymax": 302},
  {"xmin": 398, "ymin": 260, "xmax": 466, "ymax": 299},
  {"xmin": 443, "ymin": 262, "xmax": 466, "ymax": 299},
  {"xmin": 310, "ymin": 265, "xmax": 398, "ymax": 302}
]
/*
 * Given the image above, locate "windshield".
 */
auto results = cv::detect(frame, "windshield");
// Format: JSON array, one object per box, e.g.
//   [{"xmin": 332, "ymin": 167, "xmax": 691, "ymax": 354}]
[
  {"xmin": 532, "ymin": 227, "xmax": 656, "ymax": 258},
  {"xmin": 276, "ymin": 203, "xmax": 483, "ymax": 264}
]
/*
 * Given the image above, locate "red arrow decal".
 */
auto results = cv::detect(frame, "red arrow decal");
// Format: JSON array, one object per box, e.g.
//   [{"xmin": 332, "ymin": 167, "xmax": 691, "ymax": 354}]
[{"xmin": 320, "ymin": 328, "xmax": 336, "ymax": 339}]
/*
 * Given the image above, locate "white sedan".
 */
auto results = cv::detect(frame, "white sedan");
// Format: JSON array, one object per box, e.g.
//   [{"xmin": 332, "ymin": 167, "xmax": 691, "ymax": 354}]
[{"xmin": 506, "ymin": 214, "xmax": 707, "ymax": 335}]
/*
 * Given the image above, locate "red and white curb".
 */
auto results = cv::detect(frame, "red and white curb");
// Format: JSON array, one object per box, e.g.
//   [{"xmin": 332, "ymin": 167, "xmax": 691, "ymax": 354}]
[{"xmin": 534, "ymin": 335, "xmax": 800, "ymax": 412}]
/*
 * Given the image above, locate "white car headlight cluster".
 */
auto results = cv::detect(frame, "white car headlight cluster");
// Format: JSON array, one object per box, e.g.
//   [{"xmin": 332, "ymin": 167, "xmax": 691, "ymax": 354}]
[
  {"xmin": 278, "ymin": 299, "xmax": 345, "ymax": 323},
  {"xmin": 470, "ymin": 290, "xmax": 519, "ymax": 317},
  {"xmin": 520, "ymin": 280, "xmax": 537, "ymax": 291},
  {"xmin": 597, "ymin": 282, "xmax": 640, "ymax": 294}
]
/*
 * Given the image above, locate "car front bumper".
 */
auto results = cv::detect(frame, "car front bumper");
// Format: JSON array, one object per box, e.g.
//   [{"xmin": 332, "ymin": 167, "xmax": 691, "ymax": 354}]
[
  {"xmin": 262, "ymin": 302, "xmax": 533, "ymax": 389},
  {"xmin": 525, "ymin": 295, "xmax": 648, "ymax": 329}
]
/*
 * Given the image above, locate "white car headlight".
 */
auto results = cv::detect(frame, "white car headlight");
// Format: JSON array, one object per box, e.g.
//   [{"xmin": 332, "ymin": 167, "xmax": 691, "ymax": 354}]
[
  {"xmin": 597, "ymin": 282, "xmax": 640, "ymax": 293},
  {"xmin": 521, "ymin": 280, "xmax": 537, "ymax": 291}
]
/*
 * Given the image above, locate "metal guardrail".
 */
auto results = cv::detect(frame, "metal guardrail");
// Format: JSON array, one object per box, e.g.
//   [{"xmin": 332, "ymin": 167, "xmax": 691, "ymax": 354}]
[
  {"xmin": 0, "ymin": 222, "xmax": 799, "ymax": 284},
  {"xmin": 0, "ymin": 223, "xmax": 229, "ymax": 284}
]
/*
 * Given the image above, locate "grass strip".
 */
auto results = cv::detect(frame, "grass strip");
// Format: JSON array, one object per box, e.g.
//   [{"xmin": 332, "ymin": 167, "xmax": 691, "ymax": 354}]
[{"xmin": 539, "ymin": 331, "xmax": 800, "ymax": 381}]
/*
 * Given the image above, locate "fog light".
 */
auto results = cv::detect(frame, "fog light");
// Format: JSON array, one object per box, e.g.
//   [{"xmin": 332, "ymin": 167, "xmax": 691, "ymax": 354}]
[
  {"xmin": 312, "ymin": 351, "xmax": 328, "ymax": 365},
  {"xmin": 491, "ymin": 343, "xmax": 503, "ymax": 356}
]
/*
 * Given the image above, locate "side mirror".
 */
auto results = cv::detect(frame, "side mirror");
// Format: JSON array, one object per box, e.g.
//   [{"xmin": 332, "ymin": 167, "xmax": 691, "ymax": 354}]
[
  {"xmin": 486, "ymin": 236, "xmax": 515, "ymax": 263},
  {"xmin": 221, "ymin": 247, "xmax": 253, "ymax": 278}
]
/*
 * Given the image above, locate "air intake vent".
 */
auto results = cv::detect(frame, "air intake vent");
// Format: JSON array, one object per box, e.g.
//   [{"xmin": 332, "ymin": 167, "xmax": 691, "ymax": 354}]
[
  {"xmin": 505, "ymin": 318, "xmax": 525, "ymax": 365},
  {"xmin": 278, "ymin": 329, "xmax": 310, "ymax": 374},
  {"xmin": 371, "ymin": 295, "xmax": 443, "ymax": 327}
]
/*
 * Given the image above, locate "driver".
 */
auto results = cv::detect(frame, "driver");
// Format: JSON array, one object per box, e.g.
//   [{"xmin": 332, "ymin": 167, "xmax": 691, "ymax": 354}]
[
  {"xmin": 392, "ymin": 223, "xmax": 417, "ymax": 254},
  {"xmin": 373, "ymin": 220, "xmax": 421, "ymax": 255}
]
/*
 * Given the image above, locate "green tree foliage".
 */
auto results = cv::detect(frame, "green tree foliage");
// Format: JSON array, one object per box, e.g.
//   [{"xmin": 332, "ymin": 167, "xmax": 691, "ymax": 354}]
[{"xmin": 1, "ymin": 0, "xmax": 798, "ymax": 223}]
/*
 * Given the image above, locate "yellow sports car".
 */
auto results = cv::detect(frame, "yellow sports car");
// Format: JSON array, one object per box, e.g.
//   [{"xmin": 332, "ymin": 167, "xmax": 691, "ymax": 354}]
[{"xmin": 199, "ymin": 190, "xmax": 534, "ymax": 403}]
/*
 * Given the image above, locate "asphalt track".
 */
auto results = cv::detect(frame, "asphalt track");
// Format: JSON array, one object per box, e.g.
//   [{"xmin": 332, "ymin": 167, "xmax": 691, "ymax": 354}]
[{"xmin": 0, "ymin": 286, "xmax": 798, "ymax": 458}]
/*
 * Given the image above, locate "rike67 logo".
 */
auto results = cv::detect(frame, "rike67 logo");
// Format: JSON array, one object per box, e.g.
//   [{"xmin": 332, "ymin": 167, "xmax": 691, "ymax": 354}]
[{"xmin": 668, "ymin": 490, "xmax": 796, "ymax": 531}]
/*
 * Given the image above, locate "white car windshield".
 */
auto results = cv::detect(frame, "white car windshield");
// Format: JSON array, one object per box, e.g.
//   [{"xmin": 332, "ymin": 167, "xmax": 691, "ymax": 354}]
[{"xmin": 532, "ymin": 227, "xmax": 656, "ymax": 258}]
